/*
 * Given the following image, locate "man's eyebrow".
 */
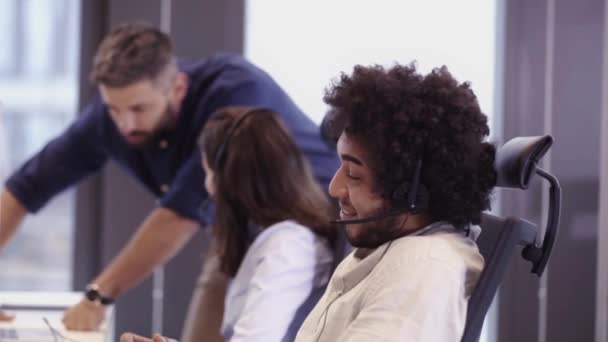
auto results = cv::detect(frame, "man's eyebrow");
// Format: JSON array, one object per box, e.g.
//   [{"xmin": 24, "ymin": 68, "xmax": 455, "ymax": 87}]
[{"xmin": 341, "ymin": 154, "xmax": 363, "ymax": 166}]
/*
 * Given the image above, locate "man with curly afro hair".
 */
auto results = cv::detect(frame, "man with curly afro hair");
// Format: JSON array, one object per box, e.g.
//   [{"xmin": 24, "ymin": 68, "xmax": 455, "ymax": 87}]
[{"xmin": 296, "ymin": 63, "xmax": 497, "ymax": 341}]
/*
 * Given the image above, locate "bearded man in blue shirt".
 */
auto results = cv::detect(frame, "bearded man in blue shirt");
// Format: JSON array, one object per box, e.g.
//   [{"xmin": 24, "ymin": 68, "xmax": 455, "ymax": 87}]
[{"xmin": 0, "ymin": 22, "xmax": 338, "ymax": 341}]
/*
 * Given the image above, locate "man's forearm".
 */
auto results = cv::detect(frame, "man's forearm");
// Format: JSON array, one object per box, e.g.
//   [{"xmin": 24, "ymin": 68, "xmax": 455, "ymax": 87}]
[
  {"xmin": 0, "ymin": 189, "xmax": 28, "ymax": 253},
  {"xmin": 91, "ymin": 207, "xmax": 199, "ymax": 299}
]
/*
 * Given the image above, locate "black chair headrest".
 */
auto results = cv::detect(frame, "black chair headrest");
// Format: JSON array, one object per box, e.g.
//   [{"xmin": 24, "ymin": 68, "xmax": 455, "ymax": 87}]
[{"xmin": 495, "ymin": 135, "xmax": 553, "ymax": 189}]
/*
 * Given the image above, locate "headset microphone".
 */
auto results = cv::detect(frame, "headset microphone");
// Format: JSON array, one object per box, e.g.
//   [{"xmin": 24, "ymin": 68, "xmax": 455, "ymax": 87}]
[
  {"xmin": 330, "ymin": 209, "xmax": 407, "ymax": 225},
  {"xmin": 330, "ymin": 158, "xmax": 428, "ymax": 226}
]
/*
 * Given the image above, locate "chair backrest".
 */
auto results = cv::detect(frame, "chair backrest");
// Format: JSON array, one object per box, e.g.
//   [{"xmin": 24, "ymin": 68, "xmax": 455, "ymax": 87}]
[{"xmin": 460, "ymin": 135, "xmax": 561, "ymax": 342}]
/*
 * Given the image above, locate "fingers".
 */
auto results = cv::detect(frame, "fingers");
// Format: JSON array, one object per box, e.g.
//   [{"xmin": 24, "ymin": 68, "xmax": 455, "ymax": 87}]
[
  {"xmin": 152, "ymin": 336, "xmax": 167, "ymax": 342},
  {"xmin": 62, "ymin": 312, "xmax": 99, "ymax": 331},
  {"xmin": 120, "ymin": 333, "xmax": 153, "ymax": 342},
  {"xmin": 152, "ymin": 334, "xmax": 179, "ymax": 342},
  {"xmin": 0, "ymin": 310, "xmax": 15, "ymax": 321},
  {"xmin": 120, "ymin": 333, "xmax": 135, "ymax": 342},
  {"xmin": 119, "ymin": 333, "xmax": 175, "ymax": 342},
  {"xmin": 62, "ymin": 299, "xmax": 105, "ymax": 331}
]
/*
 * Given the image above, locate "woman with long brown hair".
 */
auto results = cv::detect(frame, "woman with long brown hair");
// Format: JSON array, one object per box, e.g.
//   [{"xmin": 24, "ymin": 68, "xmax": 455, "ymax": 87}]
[
  {"xmin": 199, "ymin": 106, "xmax": 335, "ymax": 341},
  {"xmin": 121, "ymin": 106, "xmax": 335, "ymax": 342}
]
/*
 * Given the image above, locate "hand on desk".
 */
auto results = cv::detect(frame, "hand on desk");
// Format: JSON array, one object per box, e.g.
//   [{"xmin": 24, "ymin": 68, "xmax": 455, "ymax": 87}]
[
  {"xmin": 0, "ymin": 310, "xmax": 15, "ymax": 321},
  {"xmin": 120, "ymin": 333, "xmax": 178, "ymax": 342},
  {"xmin": 62, "ymin": 297, "xmax": 106, "ymax": 331}
]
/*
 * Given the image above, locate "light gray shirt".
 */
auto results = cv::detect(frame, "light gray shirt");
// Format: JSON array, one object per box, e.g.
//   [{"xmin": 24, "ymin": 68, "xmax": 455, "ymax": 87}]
[
  {"xmin": 221, "ymin": 220, "xmax": 334, "ymax": 342},
  {"xmin": 295, "ymin": 222, "xmax": 484, "ymax": 342}
]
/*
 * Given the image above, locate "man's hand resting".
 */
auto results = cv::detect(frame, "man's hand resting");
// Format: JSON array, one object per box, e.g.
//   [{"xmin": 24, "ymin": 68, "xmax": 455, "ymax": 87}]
[
  {"xmin": 62, "ymin": 298, "xmax": 106, "ymax": 331},
  {"xmin": 0, "ymin": 310, "xmax": 15, "ymax": 321}
]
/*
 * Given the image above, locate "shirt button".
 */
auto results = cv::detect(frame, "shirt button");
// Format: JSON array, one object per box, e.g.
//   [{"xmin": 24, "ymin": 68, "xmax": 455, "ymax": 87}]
[
  {"xmin": 160, "ymin": 184, "xmax": 170, "ymax": 193},
  {"xmin": 159, "ymin": 140, "xmax": 169, "ymax": 149}
]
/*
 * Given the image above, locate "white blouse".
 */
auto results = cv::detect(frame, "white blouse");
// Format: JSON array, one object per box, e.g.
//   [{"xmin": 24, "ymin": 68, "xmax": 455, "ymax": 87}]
[{"xmin": 221, "ymin": 220, "xmax": 334, "ymax": 342}]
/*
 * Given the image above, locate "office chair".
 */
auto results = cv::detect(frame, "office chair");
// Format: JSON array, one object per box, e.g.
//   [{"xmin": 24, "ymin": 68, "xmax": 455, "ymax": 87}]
[{"xmin": 461, "ymin": 135, "xmax": 562, "ymax": 342}]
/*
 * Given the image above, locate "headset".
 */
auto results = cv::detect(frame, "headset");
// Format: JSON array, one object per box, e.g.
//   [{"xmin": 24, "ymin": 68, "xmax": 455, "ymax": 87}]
[
  {"xmin": 330, "ymin": 155, "xmax": 430, "ymax": 225},
  {"xmin": 199, "ymin": 107, "xmax": 266, "ymax": 214}
]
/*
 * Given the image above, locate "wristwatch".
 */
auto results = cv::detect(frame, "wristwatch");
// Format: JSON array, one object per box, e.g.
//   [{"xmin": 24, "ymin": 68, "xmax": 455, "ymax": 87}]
[{"xmin": 85, "ymin": 283, "xmax": 115, "ymax": 305}]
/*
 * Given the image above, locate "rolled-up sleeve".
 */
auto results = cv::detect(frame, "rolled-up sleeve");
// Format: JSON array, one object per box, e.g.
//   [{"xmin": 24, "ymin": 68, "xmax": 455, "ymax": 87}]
[{"xmin": 4, "ymin": 99, "xmax": 109, "ymax": 212}]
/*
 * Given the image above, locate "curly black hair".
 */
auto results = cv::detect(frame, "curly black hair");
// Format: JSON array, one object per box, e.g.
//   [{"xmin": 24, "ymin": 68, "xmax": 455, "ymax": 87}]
[{"xmin": 323, "ymin": 63, "xmax": 496, "ymax": 230}]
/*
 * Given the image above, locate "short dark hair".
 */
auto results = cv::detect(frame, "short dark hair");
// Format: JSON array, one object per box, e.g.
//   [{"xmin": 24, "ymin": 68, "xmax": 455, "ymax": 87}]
[
  {"xmin": 199, "ymin": 106, "xmax": 335, "ymax": 276},
  {"xmin": 323, "ymin": 63, "xmax": 496, "ymax": 229},
  {"xmin": 90, "ymin": 22, "xmax": 175, "ymax": 87}
]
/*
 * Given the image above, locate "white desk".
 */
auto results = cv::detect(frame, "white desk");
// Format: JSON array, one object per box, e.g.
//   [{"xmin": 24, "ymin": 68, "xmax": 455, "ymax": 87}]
[{"xmin": 0, "ymin": 291, "xmax": 111, "ymax": 342}]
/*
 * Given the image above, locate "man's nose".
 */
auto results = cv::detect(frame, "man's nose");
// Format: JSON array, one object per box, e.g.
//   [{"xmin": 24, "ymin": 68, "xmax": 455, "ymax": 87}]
[
  {"xmin": 328, "ymin": 169, "xmax": 346, "ymax": 199},
  {"xmin": 120, "ymin": 114, "xmax": 138, "ymax": 133}
]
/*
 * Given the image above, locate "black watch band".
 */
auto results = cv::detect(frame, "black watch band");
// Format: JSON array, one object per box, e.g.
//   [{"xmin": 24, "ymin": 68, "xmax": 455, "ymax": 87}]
[{"xmin": 85, "ymin": 284, "xmax": 114, "ymax": 306}]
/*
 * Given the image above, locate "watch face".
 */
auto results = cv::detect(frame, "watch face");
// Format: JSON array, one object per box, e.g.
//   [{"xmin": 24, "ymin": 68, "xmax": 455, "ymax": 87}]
[{"xmin": 85, "ymin": 289, "xmax": 98, "ymax": 302}]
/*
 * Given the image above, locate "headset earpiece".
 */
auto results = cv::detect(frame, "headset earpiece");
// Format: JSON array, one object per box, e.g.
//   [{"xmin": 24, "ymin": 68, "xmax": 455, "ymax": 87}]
[{"xmin": 391, "ymin": 157, "xmax": 429, "ymax": 214}]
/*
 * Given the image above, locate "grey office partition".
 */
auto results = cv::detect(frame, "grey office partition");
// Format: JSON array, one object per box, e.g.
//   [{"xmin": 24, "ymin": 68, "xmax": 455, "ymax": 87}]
[{"xmin": 499, "ymin": 0, "xmax": 604, "ymax": 341}]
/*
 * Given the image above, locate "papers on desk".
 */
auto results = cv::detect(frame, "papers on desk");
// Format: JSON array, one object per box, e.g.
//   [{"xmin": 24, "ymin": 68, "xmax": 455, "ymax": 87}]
[{"xmin": 0, "ymin": 292, "xmax": 109, "ymax": 342}]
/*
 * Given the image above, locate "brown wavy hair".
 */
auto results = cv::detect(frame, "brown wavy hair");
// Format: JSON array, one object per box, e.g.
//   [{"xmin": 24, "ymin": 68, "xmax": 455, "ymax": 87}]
[
  {"xmin": 90, "ymin": 22, "xmax": 175, "ymax": 87},
  {"xmin": 199, "ymin": 106, "xmax": 335, "ymax": 276}
]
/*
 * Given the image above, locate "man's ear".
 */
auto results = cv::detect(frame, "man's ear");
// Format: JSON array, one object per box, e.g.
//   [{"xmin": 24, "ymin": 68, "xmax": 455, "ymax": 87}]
[
  {"xmin": 207, "ymin": 172, "xmax": 216, "ymax": 195},
  {"xmin": 172, "ymin": 72, "xmax": 188, "ymax": 100}
]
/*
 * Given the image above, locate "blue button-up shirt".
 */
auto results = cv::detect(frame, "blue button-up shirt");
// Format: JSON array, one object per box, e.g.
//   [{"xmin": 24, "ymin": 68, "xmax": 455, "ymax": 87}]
[{"xmin": 5, "ymin": 53, "xmax": 339, "ymax": 225}]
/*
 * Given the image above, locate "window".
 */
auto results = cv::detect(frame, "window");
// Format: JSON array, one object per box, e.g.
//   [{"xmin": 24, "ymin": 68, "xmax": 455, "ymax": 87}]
[{"xmin": 0, "ymin": 0, "xmax": 81, "ymax": 291}]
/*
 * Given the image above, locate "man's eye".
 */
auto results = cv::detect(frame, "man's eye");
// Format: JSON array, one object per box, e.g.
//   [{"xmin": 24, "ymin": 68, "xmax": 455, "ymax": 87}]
[{"xmin": 347, "ymin": 173, "xmax": 361, "ymax": 181}]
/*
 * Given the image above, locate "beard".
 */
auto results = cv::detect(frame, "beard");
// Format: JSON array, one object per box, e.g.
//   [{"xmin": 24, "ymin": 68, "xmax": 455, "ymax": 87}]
[
  {"xmin": 344, "ymin": 207, "xmax": 409, "ymax": 249},
  {"xmin": 126, "ymin": 102, "xmax": 178, "ymax": 148}
]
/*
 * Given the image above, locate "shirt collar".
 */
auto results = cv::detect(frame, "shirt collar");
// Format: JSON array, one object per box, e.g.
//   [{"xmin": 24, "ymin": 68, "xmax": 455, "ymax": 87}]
[{"xmin": 334, "ymin": 221, "xmax": 460, "ymax": 294}]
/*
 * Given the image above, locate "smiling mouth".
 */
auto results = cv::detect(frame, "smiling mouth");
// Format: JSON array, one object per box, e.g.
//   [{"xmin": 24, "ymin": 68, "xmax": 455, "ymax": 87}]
[{"xmin": 340, "ymin": 208, "xmax": 357, "ymax": 219}]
